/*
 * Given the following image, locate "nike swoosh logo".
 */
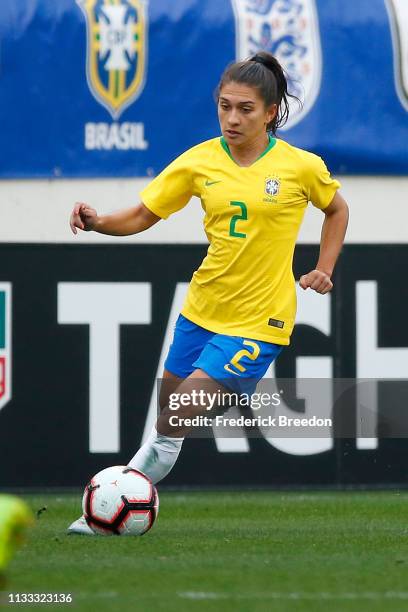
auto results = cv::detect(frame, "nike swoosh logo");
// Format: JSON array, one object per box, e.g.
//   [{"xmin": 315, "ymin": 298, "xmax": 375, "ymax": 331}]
[
  {"xmin": 224, "ymin": 364, "xmax": 241, "ymax": 376},
  {"xmin": 205, "ymin": 180, "xmax": 222, "ymax": 187}
]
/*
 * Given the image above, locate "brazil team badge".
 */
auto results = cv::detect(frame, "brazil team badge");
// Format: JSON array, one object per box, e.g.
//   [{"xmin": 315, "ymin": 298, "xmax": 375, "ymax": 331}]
[
  {"xmin": 265, "ymin": 177, "xmax": 280, "ymax": 197},
  {"xmin": 0, "ymin": 284, "xmax": 11, "ymax": 412},
  {"xmin": 77, "ymin": 0, "xmax": 148, "ymax": 118}
]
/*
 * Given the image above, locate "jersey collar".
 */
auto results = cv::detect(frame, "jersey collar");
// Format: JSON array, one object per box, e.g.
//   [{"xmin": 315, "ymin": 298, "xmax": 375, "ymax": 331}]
[{"xmin": 220, "ymin": 134, "xmax": 277, "ymax": 166}]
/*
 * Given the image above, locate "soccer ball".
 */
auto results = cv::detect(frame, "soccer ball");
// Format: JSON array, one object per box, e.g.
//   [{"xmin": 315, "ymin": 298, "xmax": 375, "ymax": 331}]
[{"xmin": 82, "ymin": 466, "xmax": 159, "ymax": 536}]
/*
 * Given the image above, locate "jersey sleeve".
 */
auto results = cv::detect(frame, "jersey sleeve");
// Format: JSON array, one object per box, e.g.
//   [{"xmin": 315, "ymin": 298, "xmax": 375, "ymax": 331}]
[
  {"xmin": 303, "ymin": 154, "xmax": 341, "ymax": 210},
  {"xmin": 140, "ymin": 151, "xmax": 194, "ymax": 219}
]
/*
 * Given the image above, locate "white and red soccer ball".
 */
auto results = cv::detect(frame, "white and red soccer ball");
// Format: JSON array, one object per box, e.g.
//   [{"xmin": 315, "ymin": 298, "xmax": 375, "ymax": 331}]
[{"xmin": 82, "ymin": 465, "xmax": 159, "ymax": 536}]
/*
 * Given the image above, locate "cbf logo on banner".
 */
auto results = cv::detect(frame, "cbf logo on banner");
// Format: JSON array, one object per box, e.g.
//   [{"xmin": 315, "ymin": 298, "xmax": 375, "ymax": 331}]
[
  {"xmin": 77, "ymin": 0, "xmax": 148, "ymax": 118},
  {"xmin": 0, "ymin": 284, "xmax": 11, "ymax": 412},
  {"xmin": 231, "ymin": 0, "xmax": 322, "ymax": 130},
  {"xmin": 78, "ymin": 0, "xmax": 149, "ymax": 151},
  {"xmin": 386, "ymin": 0, "xmax": 408, "ymax": 111}
]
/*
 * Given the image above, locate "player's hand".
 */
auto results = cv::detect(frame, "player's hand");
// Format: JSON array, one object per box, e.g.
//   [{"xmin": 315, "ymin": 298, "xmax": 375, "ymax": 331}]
[
  {"xmin": 70, "ymin": 202, "xmax": 98, "ymax": 234},
  {"xmin": 299, "ymin": 269, "xmax": 333, "ymax": 294}
]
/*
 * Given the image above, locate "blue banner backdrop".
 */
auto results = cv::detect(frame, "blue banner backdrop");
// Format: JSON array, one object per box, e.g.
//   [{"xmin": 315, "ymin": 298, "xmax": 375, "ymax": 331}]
[{"xmin": 0, "ymin": 0, "xmax": 407, "ymax": 178}]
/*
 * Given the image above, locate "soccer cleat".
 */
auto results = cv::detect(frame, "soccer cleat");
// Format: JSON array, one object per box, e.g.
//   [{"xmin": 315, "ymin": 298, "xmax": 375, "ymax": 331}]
[{"xmin": 67, "ymin": 515, "xmax": 95, "ymax": 536}]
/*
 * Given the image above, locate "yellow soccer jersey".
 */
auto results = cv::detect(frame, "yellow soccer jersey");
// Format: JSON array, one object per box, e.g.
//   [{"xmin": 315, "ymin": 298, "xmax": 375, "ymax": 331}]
[{"xmin": 140, "ymin": 137, "xmax": 340, "ymax": 345}]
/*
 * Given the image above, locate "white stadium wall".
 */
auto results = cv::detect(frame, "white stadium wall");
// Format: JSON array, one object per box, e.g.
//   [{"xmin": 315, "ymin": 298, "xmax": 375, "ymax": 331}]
[{"xmin": 0, "ymin": 177, "xmax": 407, "ymax": 244}]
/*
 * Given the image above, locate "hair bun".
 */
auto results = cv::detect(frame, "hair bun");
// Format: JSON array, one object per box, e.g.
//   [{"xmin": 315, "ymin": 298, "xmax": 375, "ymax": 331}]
[
  {"xmin": 251, "ymin": 52, "xmax": 280, "ymax": 73},
  {"xmin": 251, "ymin": 54, "xmax": 271, "ymax": 68}
]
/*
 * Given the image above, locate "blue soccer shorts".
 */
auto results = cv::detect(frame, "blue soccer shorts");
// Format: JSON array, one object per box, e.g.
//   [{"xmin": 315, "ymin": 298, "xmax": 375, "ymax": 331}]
[{"xmin": 164, "ymin": 314, "xmax": 283, "ymax": 394}]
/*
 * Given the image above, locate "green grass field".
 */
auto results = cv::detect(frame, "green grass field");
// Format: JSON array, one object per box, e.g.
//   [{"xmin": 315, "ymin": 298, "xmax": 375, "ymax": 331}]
[{"xmin": 2, "ymin": 491, "xmax": 408, "ymax": 611}]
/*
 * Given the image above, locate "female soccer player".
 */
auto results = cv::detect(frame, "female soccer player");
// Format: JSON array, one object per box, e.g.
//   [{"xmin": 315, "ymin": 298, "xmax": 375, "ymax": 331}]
[{"xmin": 68, "ymin": 52, "xmax": 348, "ymax": 534}]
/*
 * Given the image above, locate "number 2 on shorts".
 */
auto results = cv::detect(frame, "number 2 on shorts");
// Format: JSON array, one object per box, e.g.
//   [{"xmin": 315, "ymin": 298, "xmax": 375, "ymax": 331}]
[{"xmin": 224, "ymin": 340, "xmax": 260, "ymax": 375}]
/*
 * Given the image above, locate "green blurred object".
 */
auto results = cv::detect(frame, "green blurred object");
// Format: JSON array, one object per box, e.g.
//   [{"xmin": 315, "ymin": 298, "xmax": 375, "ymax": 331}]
[{"xmin": 0, "ymin": 495, "xmax": 33, "ymax": 573}]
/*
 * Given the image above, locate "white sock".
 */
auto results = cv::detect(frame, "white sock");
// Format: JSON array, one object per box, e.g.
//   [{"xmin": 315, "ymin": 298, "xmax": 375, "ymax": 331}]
[{"xmin": 127, "ymin": 427, "xmax": 184, "ymax": 484}]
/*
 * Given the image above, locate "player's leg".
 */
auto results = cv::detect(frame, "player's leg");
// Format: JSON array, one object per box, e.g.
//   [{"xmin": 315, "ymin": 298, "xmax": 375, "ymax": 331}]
[
  {"xmin": 68, "ymin": 373, "xmax": 187, "ymax": 536},
  {"xmin": 68, "ymin": 316, "xmax": 210, "ymax": 535},
  {"xmin": 128, "ymin": 334, "xmax": 283, "ymax": 485},
  {"xmin": 128, "ymin": 367, "xmax": 231, "ymax": 482},
  {"xmin": 156, "ymin": 367, "xmax": 233, "ymax": 435},
  {"xmin": 158, "ymin": 368, "xmax": 184, "ymax": 411},
  {"xmin": 127, "ymin": 314, "xmax": 215, "ymax": 482},
  {"xmin": 69, "ymin": 366, "xmax": 228, "ymax": 534},
  {"xmin": 127, "ymin": 368, "xmax": 186, "ymax": 482}
]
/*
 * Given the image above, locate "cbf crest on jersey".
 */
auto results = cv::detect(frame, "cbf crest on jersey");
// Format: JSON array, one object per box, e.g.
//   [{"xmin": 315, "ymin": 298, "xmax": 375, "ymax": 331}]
[
  {"xmin": 77, "ymin": 0, "xmax": 148, "ymax": 118},
  {"xmin": 0, "ymin": 284, "xmax": 11, "ymax": 412},
  {"xmin": 231, "ymin": 0, "xmax": 322, "ymax": 129},
  {"xmin": 265, "ymin": 176, "xmax": 280, "ymax": 196},
  {"xmin": 386, "ymin": 0, "xmax": 408, "ymax": 111}
]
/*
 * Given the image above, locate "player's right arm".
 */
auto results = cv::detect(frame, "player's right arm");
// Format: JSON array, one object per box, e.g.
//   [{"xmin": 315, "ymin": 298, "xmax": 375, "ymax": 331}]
[
  {"xmin": 69, "ymin": 202, "xmax": 160, "ymax": 236},
  {"xmin": 70, "ymin": 145, "xmax": 199, "ymax": 236}
]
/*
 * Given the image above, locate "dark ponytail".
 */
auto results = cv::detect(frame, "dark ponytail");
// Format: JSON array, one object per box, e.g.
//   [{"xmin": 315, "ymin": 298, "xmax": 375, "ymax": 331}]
[{"xmin": 216, "ymin": 51, "xmax": 301, "ymax": 134}]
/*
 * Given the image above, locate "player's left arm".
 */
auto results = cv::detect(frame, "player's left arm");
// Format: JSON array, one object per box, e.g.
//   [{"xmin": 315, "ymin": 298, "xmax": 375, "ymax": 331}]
[{"xmin": 299, "ymin": 191, "xmax": 349, "ymax": 294}]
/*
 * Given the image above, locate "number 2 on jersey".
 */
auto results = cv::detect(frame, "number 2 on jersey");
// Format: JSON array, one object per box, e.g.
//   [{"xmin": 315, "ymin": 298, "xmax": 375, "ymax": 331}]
[{"xmin": 229, "ymin": 201, "xmax": 247, "ymax": 238}]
